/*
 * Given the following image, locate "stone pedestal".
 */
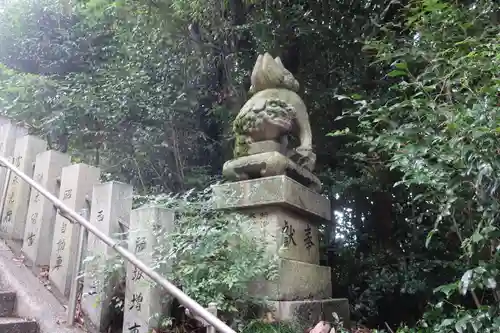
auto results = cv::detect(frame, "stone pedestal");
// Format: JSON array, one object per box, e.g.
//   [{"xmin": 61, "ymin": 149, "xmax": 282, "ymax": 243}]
[{"xmin": 212, "ymin": 176, "xmax": 349, "ymax": 327}]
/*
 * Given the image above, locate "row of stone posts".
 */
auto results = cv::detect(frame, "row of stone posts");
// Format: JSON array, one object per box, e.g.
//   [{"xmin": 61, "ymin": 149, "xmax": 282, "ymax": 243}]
[{"xmin": 0, "ymin": 120, "xmax": 172, "ymax": 333}]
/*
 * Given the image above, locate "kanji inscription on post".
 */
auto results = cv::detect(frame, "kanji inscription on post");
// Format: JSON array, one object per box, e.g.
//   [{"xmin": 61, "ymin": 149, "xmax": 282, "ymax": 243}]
[
  {"xmin": 128, "ymin": 323, "xmax": 142, "ymax": 333},
  {"xmin": 97, "ymin": 209, "xmax": 104, "ymax": 222},
  {"xmin": 14, "ymin": 156, "xmax": 22, "ymax": 167},
  {"xmin": 30, "ymin": 213, "xmax": 38, "ymax": 224},
  {"xmin": 22, "ymin": 150, "xmax": 71, "ymax": 270},
  {"xmin": 129, "ymin": 293, "xmax": 144, "ymax": 311},
  {"xmin": 1, "ymin": 136, "xmax": 46, "ymax": 244},
  {"xmin": 304, "ymin": 224, "xmax": 315, "ymax": 249},
  {"xmin": 49, "ymin": 163, "xmax": 101, "ymax": 298},
  {"xmin": 261, "ymin": 210, "xmax": 321, "ymax": 264},
  {"xmin": 0, "ymin": 124, "xmax": 28, "ymax": 206},
  {"xmin": 123, "ymin": 207, "xmax": 175, "ymax": 333},
  {"xmin": 282, "ymin": 220, "xmax": 297, "ymax": 247},
  {"xmin": 26, "ymin": 232, "xmax": 35, "ymax": 246},
  {"xmin": 131, "ymin": 267, "xmax": 144, "ymax": 282},
  {"xmin": 62, "ymin": 189, "xmax": 72, "ymax": 200},
  {"xmin": 134, "ymin": 237, "xmax": 147, "ymax": 253}
]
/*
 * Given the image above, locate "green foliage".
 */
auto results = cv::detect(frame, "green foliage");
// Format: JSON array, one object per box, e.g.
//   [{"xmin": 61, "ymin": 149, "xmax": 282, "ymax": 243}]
[
  {"xmin": 232, "ymin": 116, "xmax": 250, "ymax": 157},
  {"xmin": 336, "ymin": 0, "xmax": 500, "ymax": 330},
  {"xmin": 241, "ymin": 321, "xmax": 297, "ymax": 333},
  {"xmin": 86, "ymin": 187, "xmax": 278, "ymax": 329},
  {"xmin": 82, "ymin": 250, "xmax": 126, "ymax": 311},
  {"xmin": 233, "ymin": 134, "xmax": 250, "ymax": 158},
  {"xmin": 141, "ymin": 188, "xmax": 279, "ymax": 327},
  {"xmin": 0, "ymin": 0, "xmax": 227, "ymax": 192},
  {"xmin": 4, "ymin": 0, "xmax": 500, "ymax": 329}
]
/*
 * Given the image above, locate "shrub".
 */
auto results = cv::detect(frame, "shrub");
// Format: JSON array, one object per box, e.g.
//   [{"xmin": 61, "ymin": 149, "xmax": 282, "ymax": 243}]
[{"xmin": 84, "ymin": 186, "xmax": 278, "ymax": 330}]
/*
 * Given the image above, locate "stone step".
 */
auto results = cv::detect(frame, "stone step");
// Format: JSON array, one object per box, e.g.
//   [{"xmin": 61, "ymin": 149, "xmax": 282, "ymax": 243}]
[
  {"xmin": 0, "ymin": 317, "xmax": 38, "ymax": 333},
  {"xmin": 0, "ymin": 291, "xmax": 16, "ymax": 317}
]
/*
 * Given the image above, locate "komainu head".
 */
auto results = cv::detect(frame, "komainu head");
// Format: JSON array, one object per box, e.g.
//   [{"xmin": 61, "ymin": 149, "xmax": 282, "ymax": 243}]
[{"xmin": 248, "ymin": 53, "xmax": 300, "ymax": 94}]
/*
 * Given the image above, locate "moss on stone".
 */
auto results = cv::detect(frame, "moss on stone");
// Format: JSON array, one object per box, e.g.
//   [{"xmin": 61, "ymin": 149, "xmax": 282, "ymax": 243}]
[
  {"xmin": 233, "ymin": 134, "xmax": 250, "ymax": 158},
  {"xmin": 233, "ymin": 117, "xmax": 250, "ymax": 158},
  {"xmin": 231, "ymin": 98, "xmax": 295, "ymax": 158}
]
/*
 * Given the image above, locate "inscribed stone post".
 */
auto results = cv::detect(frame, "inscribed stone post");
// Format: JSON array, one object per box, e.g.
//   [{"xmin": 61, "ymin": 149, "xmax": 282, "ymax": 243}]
[
  {"xmin": 81, "ymin": 182, "xmax": 133, "ymax": 332},
  {"xmin": 0, "ymin": 123, "xmax": 28, "ymax": 208},
  {"xmin": 0, "ymin": 135, "xmax": 46, "ymax": 252},
  {"xmin": 49, "ymin": 163, "xmax": 101, "ymax": 298},
  {"xmin": 22, "ymin": 150, "xmax": 71, "ymax": 270},
  {"xmin": 123, "ymin": 207, "xmax": 174, "ymax": 333}
]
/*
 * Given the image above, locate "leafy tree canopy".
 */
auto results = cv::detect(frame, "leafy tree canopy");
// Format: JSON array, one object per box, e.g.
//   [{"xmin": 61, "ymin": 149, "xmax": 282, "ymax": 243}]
[{"xmin": 0, "ymin": 0, "xmax": 498, "ymax": 331}]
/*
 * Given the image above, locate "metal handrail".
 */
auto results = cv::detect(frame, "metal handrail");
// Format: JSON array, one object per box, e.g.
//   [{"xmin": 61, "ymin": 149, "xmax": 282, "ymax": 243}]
[{"xmin": 0, "ymin": 156, "xmax": 236, "ymax": 333}]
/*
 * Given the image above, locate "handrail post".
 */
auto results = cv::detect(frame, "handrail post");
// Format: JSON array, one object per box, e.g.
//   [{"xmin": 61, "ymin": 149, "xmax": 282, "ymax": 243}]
[
  {"xmin": 207, "ymin": 302, "xmax": 218, "ymax": 333},
  {"xmin": 186, "ymin": 301, "xmax": 218, "ymax": 333},
  {"xmin": 67, "ymin": 208, "xmax": 89, "ymax": 326}
]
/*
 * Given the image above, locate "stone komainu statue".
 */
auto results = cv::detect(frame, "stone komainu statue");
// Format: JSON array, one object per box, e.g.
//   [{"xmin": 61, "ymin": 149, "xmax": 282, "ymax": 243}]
[{"xmin": 224, "ymin": 53, "xmax": 321, "ymax": 191}]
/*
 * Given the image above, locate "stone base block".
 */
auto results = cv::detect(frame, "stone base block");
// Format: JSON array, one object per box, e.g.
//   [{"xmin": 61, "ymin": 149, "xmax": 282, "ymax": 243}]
[
  {"xmin": 249, "ymin": 259, "xmax": 331, "ymax": 300},
  {"xmin": 267, "ymin": 298, "xmax": 350, "ymax": 328},
  {"xmin": 244, "ymin": 207, "xmax": 320, "ymax": 264},
  {"xmin": 222, "ymin": 152, "xmax": 321, "ymax": 192},
  {"xmin": 212, "ymin": 175, "xmax": 330, "ymax": 222}
]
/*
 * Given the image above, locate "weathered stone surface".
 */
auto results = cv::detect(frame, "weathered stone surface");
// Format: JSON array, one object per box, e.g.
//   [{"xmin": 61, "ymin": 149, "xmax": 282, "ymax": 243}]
[
  {"xmin": 0, "ymin": 291, "xmax": 16, "ymax": 317},
  {"xmin": 49, "ymin": 163, "xmax": 100, "ymax": 297},
  {"xmin": 22, "ymin": 150, "xmax": 71, "ymax": 269},
  {"xmin": 248, "ymin": 140, "xmax": 283, "ymax": 155},
  {"xmin": 223, "ymin": 152, "xmax": 321, "ymax": 191},
  {"xmin": 267, "ymin": 298, "xmax": 350, "ymax": 328},
  {"xmin": 242, "ymin": 207, "xmax": 320, "ymax": 264},
  {"xmin": 249, "ymin": 53, "xmax": 300, "ymax": 94},
  {"xmin": 0, "ymin": 136, "xmax": 46, "ymax": 249},
  {"xmin": 0, "ymin": 317, "xmax": 38, "ymax": 333},
  {"xmin": 0, "ymin": 240, "xmax": 83, "ymax": 333},
  {"xmin": 82, "ymin": 182, "xmax": 133, "ymax": 332},
  {"xmin": 216, "ymin": 51, "xmax": 349, "ymax": 326},
  {"xmin": 231, "ymin": 53, "xmax": 315, "ymax": 171},
  {"xmin": 249, "ymin": 258, "xmax": 332, "ymax": 301},
  {"xmin": 212, "ymin": 175, "xmax": 330, "ymax": 222},
  {"xmin": 123, "ymin": 207, "xmax": 175, "ymax": 333},
  {"xmin": 0, "ymin": 123, "xmax": 27, "ymax": 195}
]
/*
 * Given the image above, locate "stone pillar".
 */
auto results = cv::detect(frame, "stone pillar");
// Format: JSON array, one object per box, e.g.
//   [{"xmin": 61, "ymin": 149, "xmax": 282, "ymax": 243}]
[
  {"xmin": 122, "ymin": 207, "xmax": 175, "ymax": 333},
  {"xmin": 81, "ymin": 181, "xmax": 133, "ymax": 332},
  {"xmin": 22, "ymin": 150, "xmax": 71, "ymax": 271},
  {"xmin": 0, "ymin": 122, "xmax": 27, "ymax": 193},
  {"xmin": 49, "ymin": 163, "xmax": 101, "ymax": 298},
  {"xmin": 212, "ymin": 176, "xmax": 349, "ymax": 326},
  {"xmin": 0, "ymin": 135, "xmax": 47, "ymax": 252}
]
